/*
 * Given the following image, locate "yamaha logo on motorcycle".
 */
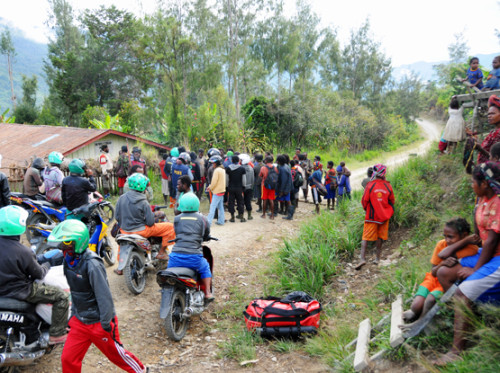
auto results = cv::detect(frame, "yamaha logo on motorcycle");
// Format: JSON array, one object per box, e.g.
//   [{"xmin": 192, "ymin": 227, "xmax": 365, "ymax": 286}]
[{"xmin": 0, "ymin": 312, "xmax": 25, "ymax": 324}]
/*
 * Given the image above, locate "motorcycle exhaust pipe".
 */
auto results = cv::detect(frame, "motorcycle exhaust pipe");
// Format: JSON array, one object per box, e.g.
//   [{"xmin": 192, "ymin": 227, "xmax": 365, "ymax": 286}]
[{"xmin": 0, "ymin": 350, "xmax": 46, "ymax": 367}]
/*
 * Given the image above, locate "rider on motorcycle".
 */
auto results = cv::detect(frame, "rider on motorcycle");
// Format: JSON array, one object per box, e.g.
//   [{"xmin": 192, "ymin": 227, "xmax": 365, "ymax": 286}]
[
  {"xmin": 47, "ymin": 220, "xmax": 146, "ymax": 373},
  {"xmin": 168, "ymin": 193, "xmax": 214, "ymax": 303},
  {"xmin": 23, "ymin": 157, "xmax": 45, "ymax": 199},
  {"xmin": 62, "ymin": 159, "xmax": 97, "ymax": 214},
  {"xmin": 42, "ymin": 151, "xmax": 65, "ymax": 204},
  {"xmin": 115, "ymin": 173, "xmax": 175, "ymax": 265},
  {"xmin": 0, "ymin": 205, "xmax": 69, "ymax": 344}
]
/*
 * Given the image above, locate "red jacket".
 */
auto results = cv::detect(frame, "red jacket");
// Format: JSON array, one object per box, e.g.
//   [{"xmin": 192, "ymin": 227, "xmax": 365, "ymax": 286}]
[{"xmin": 361, "ymin": 179, "xmax": 395, "ymax": 223}]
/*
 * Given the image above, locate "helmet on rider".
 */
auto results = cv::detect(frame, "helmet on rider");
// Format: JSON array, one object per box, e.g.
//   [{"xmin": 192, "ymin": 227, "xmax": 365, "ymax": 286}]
[
  {"xmin": 209, "ymin": 155, "xmax": 222, "ymax": 165},
  {"xmin": 178, "ymin": 193, "xmax": 200, "ymax": 213},
  {"xmin": 178, "ymin": 152, "xmax": 191, "ymax": 164},
  {"xmin": 48, "ymin": 151, "xmax": 64, "ymax": 165},
  {"xmin": 0, "ymin": 206, "xmax": 29, "ymax": 236},
  {"xmin": 32, "ymin": 157, "xmax": 45, "ymax": 170},
  {"xmin": 68, "ymin": 159, "xmax": 86, "ymax": 174},
  {"xmin": 128, "ymin": 173, "xmax": 149, "ymax": 192},
  {"xmin": 48, "ymin": 220, "xmax": 89, "ymax": 255},
  {"xmin": 170, "ymin": 147, "xmax": 180, "ymax": 158},
  {"xmin": 207, "ymin": 148, "xmax": 220, "ymax": 158}
]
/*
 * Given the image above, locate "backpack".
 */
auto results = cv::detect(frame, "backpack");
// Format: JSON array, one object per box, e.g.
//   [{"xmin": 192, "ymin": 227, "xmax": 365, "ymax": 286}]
[
  {"xmin": 292, "ymin": 168, "xmax": 303, "ymax": 188},
  {"xmin": 115, "ymin": 154, "xmax": 129, "ymax": 178},
  {"xmin": 264, "ymin": 165, "xmax": 278, "ymax": 190},
  {"xmin": 243, "ymin": 291, "xmax": 322, "ymax": 339}
]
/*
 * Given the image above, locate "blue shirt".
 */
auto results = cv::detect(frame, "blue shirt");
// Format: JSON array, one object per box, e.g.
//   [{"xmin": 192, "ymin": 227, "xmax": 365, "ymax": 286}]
[
  {"xmin": 485, "ymin": 68, "xmax": 500, "ymax": 89},
  {"xmin": 467, "ymin": 67, "xmax": 483, "ymax": 89}
]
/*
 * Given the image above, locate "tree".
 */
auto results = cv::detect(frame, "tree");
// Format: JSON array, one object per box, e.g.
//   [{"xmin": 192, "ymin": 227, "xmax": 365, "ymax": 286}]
[
  {"xmin": 335, "ymin": 20, "xmax": 392, "ymax": 106},
  {"xmin": 448, "ymin": 31, "xmax": 469, "ymax": 64},
  {"xmin": 0, "ymin": 28, "xmax": 16, "ymax": 108},
  {"xmin": 13, "ymin": 75, "xmax": 39, "ymax": 124}
]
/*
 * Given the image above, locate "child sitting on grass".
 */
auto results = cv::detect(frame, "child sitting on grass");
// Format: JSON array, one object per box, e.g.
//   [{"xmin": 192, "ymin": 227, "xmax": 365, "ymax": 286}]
[{"xmin": 401, "ymin": 218, "xmax": 479, "ymax": 325}]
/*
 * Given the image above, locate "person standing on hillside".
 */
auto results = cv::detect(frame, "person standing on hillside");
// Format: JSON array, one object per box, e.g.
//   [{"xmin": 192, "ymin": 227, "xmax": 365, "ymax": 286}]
[
  {"xmin": 253, "ymin": 154, "xmax": 264, "ymax": 213},
  {"xmin": 259, "ymin": 155, "xmax": 279, "ymax": 220},
  {"xmin": 355, "ymin": 164, "xmax": 395, "ymax": 270},
  {"xmin": 472, "ymin": 95, "xmax": 500, "ymax": 165},
  {"xmin": 159, "ymin": 153, "xmax": 169, "ymax": 204},
  {"xmin": 225, "ymin": 155, "xmax": 246, "ymax": 223},
  {"xmin": 442, "ymin": 96, "xmax": 466, "ymax": 153}
]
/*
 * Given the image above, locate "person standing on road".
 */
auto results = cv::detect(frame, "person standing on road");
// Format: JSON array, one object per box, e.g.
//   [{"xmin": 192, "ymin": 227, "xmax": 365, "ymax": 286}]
[
  {"xmin": 98, "ymin": 144, "xmax": 113, "ymax": 198},
  {"xmin": 48, "ymin": 220, "xmax": 147, "ymax": 373},
  {"xmin": 226, "ymin": 155, "xmax": 246, "ymax": 223},
  {"xmin": 115, "ymin": 146, "xmax": 130, "ymax": 196},
  {"xmin": 206, "ymin": 155, "xmax": 226, "ymax": 226}
]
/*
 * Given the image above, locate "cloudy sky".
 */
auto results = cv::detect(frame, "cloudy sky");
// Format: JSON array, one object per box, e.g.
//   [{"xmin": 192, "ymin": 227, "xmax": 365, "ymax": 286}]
[{"xmin": 1, "ymin": 0, "xmax": 499, "ymax": 66}]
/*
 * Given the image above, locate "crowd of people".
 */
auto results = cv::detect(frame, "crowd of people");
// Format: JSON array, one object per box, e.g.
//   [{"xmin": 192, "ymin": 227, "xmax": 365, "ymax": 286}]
[{"xmin": 160, "ymin": 146, "xmax": 354, "ymax": 224}]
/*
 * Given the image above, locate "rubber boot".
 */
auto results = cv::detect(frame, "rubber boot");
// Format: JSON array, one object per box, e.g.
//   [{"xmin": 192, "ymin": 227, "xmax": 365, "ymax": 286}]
[
  {"xmin": 283, "ymin": 205, "xmax": 294, "ymax": 220},
  {"xmin": 247, "ymin": 211, "xmax": 253, "ymax": 220},
  {"xmin": 256, "ymin": 198, "xmax": 262, "ymax": 213},
  {"xmin": 240, "ymin": 215, "xmax": 246, "ymax": 222},
  {"xmin": 315, "ymin": 204, "xmax": 320, "ymax": 214},
  {"xmin": 230, "ymin": 213, "xmax": 235, "ymax": 222}
]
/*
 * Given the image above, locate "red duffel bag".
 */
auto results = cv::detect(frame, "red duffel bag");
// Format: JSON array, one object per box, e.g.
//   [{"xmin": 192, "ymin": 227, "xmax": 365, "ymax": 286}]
[{"xmin": 243, "ymin": 291, "xmax": 322, "ymax": 338}]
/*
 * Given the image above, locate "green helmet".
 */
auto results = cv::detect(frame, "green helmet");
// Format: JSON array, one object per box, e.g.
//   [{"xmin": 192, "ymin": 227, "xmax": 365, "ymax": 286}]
[
  {"xmin": 68, "ymin": 159, "xmax": 86, "ymax": 174},
  {"xmin": 48, "ymin": 151, "xmax": 64, "ymax": 165},
  {"xmin": 128, "ymin": 173, "xmax": 149, "ymax": 192},
  {"xmin": 48, "ymin": 220, "xmax": 89, "ymax": 254},
  {"xmin": 170, "ymin": 147, "xmax": 179, "ymax": 157},
  {"xmin": 0, "ymin": 206, "xmax": 29, "ymax": 236},
  {"xmin": 178, "ymin": 193, "xmax": 200, "ymax": 212}
]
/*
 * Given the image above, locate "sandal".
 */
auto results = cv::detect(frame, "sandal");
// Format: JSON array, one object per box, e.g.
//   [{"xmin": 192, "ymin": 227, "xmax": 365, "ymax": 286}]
[{"xmin": 354, "ymin": 261, "xmax": 366, "ymax": 270}]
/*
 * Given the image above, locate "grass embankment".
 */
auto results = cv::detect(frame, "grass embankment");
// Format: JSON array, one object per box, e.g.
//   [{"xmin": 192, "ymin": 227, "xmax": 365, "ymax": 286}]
[{"xmin": 220, "ymin": 150, "xmax": 500, "ymax": 372}]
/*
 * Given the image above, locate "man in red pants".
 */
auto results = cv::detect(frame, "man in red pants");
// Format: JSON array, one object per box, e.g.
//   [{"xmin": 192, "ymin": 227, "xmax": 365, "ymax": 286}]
[{"xmin": 48, "ymin": 219, "xmax": 147, "ymax": 373}]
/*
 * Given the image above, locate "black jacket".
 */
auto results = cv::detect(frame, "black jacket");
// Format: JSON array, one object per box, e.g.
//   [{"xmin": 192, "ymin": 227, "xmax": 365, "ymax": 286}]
[
  {"xmin": 64, "ymin": 250, "xmax": 115, "ymax": 328},
  {"xmin": 172, "ymin": 212, "xmax": 209, "ymax": 255},
  {"xmin": 0, "ymin": 236, "xmax": 49, "ymax": 300},
  {"xmin": 61, "ymin": 174, "xmax": 97, "ymax": 211},
  {"xmin": 226, "ymin": 164, "xmax": 246, "ymax": 190},
  {"xmin": 0, "ymin": 172, "xmax": 10, "ymax": 208}
]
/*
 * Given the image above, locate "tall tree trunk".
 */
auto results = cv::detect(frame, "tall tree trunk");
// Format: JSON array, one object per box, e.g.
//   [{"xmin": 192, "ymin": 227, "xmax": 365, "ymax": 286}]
[{"xmin": 7, "ymin": 54, "xmax": 16, "ymax": 108}]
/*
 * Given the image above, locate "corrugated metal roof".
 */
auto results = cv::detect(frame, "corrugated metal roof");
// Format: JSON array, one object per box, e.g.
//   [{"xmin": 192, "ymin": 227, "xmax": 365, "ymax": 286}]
[{"xmin": 0, "ymin": 123, "xmax": 169, "ymax": 171}]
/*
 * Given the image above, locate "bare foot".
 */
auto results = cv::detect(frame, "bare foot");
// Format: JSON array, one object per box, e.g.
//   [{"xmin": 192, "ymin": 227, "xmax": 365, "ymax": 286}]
[
  {"xmin": 402, "ymin": 310, "xmax": 416, "ymax": 323},
  {"xmin": 260, "ymin": 214, "xmax": 266, "ymax": 219},
  {"xmin": 354, "ymin": 260, "xmax": 366, "ymax": 270},
  {"xmin": 270, "ymin": 215, "xmax": 275, "ymax": 220}
]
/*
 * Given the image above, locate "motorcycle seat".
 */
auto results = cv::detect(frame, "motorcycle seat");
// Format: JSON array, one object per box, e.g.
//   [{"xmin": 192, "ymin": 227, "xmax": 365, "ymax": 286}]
[
  {"xmin": 0, "ymin": 297, "xmax": 36, "ymax": 313},
  {"xmin": 160, "ymin": 267, "xmax": 197, "ymax": 278},
  {"xmin": 34, "ymin": 200, "xmax": 57, "ymax": 207},
  {"xmin": 116, "ymin": 233, "xmax": 147, "ymax": 241}
]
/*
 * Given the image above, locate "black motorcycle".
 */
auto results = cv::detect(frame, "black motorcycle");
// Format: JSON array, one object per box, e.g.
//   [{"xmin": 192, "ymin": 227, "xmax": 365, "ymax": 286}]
[{"xmin": 156, "ymin": 238, "xmax": 216, "ymax": 341}]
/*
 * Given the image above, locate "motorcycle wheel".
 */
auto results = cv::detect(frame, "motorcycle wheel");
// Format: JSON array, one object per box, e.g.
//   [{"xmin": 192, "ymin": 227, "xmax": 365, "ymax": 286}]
[
  {"xmin": 0, "ymin": 333, "xmax": 15, "ymax": 373},
  {"xmin": 98, "ymin": 203, "xmax": 115, "ymax": 225},
  {"xmin": 25, "ymin": 213, "xmax": 51, "ymax": 242},
  {"xmin": 124, "ymin": 251, "xmax": 146, "ymax": 295},
  {"xmin": 164, "ymin": 290, "xmax": 189, "ymax": 341},
  {"xmin": 102, "ymin": 237, "xmax": 117, "ymax": 266}
]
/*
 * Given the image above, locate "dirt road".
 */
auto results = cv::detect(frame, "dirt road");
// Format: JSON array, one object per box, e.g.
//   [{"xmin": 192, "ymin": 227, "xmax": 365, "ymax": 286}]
[
  {"xmin": 350, "ymin": 117, "xmax": 442, "ymax": 189},
  {"xmin": 23, "ymin": 118, "xmax": 441, "ymax": 373}
]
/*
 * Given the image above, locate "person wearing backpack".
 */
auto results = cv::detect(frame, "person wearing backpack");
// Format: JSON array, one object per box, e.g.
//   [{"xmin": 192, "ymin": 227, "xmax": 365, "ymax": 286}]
[
  {"xmin": 324, "ymin": 161, "xmax": 337, "ymax": 210},
  {"xmin": 276, "ymin": 155, "xmax": 293, "ymax": 218},
  {"xmin": 308, "ymin": 162, "xmax": 324, "ymax": 214},
  {"xmin": 259, "ymin": 155, "xmax": 279, "ymax": 220},
  {"xmin": 355, "ymin": 164, "xmax": 395, "ymax": 270},
  {"xmin": 115, "ymin": 146, "xmax": 130, "ymax": 195}
]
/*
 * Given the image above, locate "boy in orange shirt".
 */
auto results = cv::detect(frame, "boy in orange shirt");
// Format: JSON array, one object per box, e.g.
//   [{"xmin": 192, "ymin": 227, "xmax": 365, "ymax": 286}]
[{"xmin": 401, "ymin": 218, "xmax": 478, "ymax": 325}]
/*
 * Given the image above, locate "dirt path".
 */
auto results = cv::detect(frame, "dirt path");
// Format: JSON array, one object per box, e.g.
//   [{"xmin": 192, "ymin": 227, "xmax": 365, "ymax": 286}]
[
  {"xmin": 23, "ymin": 118, "xmax": 442, "ymax": 373},
  {"xmin": 350, "ymin": 117, "xmax": 442, "ymax": 189}
]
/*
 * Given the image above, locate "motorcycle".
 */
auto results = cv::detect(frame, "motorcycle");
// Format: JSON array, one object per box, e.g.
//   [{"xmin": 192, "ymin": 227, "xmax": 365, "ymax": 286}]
[
  {"xmin": 115, "ymin": 206, "xmax": 169, "ymax": 295},
  {"xmin": 30, "ymin": 201, "xmax": 116, "ymax": 267},
  {"xmin": 0, "ymin": 253, "xmax": 64, "ymax": 372},
  {"xmin": 156, "ymin": 238, "xmax": 216, "ymax": 341}
]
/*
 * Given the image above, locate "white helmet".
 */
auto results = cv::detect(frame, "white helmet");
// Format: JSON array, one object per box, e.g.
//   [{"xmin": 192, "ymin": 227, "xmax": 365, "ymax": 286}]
[{"xmin": 239, "ymin": 153, "xmax": 250, "ymax": 165}]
